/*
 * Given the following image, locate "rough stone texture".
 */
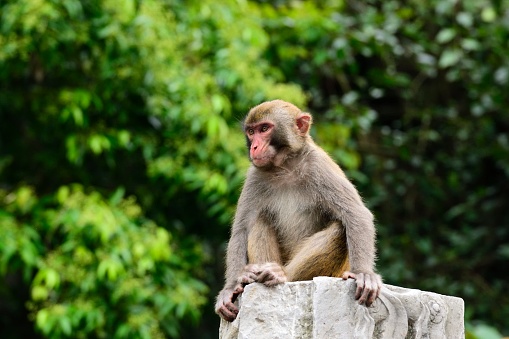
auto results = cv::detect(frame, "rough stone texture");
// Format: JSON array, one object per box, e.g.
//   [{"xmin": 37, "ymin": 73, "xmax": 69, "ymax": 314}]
[{"xmin": 219, "ymin": 277, "xmax": 464, "ymax": 339}]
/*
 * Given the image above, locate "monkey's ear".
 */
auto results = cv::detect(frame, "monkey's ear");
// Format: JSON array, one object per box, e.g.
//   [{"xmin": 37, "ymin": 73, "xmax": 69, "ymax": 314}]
[{"xmin": 296, "ymin": 113, "xmax": 312, "ymax": 135}]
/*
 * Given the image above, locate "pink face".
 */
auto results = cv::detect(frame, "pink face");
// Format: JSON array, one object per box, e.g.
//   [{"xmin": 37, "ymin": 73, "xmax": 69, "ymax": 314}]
[{"xmin": 245, "ymin": 122, "xmax": 276, "ymax": 167}]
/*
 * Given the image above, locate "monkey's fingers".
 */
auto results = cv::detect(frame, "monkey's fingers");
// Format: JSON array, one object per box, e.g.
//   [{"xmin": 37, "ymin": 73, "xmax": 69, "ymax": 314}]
[
  {"xmin": 237, "ymin": 271, "xmax": 257, "ymax": 286},
  {"xmin": 357, "ymin": 273, "xmax": 380, "ymax": 306},
  {"xmin": 215, "ymin": 290, "xmax": 240, "ymax": 322},
  {"xmin": 363, "ymin": 273, "xmax": 383, "ymax": 306},
  {"xmin": 258, "ymin": 271, "xmax": 287, "ymax": 286},
  {"xmin": 362, "ymin": 274, "xmax": 375, "ymax": 306},
  {"xmin": 341, "ymin": 271, "xmax": 356, "ymax": 280},
  {"xmin": 374, "ymin": 274, "xmax": 383, "ymax": 299},
  {"xmin": 231, "ymin": 285, "xmax": 244, "ymax": 303},
  {"xmin": 233, "ymin": 284, "xmax": 244, "ymax": 295},
  {"xmin": 218, "ymin": 302, "xmax": 239, "ymax": 322},
  {"xmin": 257, "ymin": 263, "xmax": 287, "ymax": 286},
  {"xmin": 353, "ymin": 272, "xmax": 366, "ymax": 301}
]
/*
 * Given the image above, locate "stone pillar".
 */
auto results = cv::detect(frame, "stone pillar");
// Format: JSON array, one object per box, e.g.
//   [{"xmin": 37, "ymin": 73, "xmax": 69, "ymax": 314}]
[{"xmin": 219, "ymin": 277, "xmax": 464, "ymax": 339}]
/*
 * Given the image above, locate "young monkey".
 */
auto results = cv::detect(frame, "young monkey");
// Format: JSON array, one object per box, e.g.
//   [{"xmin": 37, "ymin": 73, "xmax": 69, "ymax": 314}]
[{"xmin": 215, "ymin": 100, "xmax": 382, "ymax": 322}]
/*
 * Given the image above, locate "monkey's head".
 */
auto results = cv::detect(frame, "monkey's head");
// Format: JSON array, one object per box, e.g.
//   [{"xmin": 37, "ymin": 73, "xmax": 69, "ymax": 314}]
[{"xmin": 243, "ymin": 100, "xmax": 313, "ymax": 169}]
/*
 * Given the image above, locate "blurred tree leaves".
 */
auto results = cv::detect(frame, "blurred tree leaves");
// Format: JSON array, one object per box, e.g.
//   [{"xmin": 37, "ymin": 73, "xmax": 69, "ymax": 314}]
[
  {"xmin": 1, "ymin": 0, "xmax": 509, "ymax": 337},
  {"xmin": 2, "ymin": 185, "xmax": 207, "ymax": 338}
]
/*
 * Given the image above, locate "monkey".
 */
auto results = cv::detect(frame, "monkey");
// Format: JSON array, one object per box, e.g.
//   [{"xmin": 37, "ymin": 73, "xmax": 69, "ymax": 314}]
[{"xmin": 215, "ymin": 100, "xmax": 382, "ymax": 322}]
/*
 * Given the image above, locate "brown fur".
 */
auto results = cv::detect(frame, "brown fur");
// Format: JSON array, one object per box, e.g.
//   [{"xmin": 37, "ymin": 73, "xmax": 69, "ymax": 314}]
[{"xmin": 215, "ymin": 100, "xmax": 382, "ymax": 322}]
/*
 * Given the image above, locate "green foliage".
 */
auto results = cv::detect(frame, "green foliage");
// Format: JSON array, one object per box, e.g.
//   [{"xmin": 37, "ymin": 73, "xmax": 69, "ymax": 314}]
[
  {"xmin": 1, "ymin": 0, "xmax": 509, "ymax": 336},
  {"xmin": 466, "ymin": 323, "xmax": 504, "ymax": 339},
  {"xmin": 1, "ymin": 185, "xmax": 208, "ymax": 338}
]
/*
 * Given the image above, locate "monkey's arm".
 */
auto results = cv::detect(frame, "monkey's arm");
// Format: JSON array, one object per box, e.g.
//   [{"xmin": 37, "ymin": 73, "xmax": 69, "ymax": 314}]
[
  {"xmin": 223, "ymin": 187, "xmax": 254, "ymax": 289},
  {"xmin": 318, "ymin": 161, "xmax": 382, "ymax": 306},
  {"xmin": 215, "ymin": 185, "xmax": 253, "ymax": 321},
  {"xmin": 215, "ymin": 218, "xmax": 248, "ymax": 321}
]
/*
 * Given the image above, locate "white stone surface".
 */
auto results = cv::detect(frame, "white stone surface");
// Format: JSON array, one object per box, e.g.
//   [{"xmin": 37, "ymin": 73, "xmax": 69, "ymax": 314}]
[{"xmin": 219, "ymin": 277, "xmax": 464, "ymax": 339}]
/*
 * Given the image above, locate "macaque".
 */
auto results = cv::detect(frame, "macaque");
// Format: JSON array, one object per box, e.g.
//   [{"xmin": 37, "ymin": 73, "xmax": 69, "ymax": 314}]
[{"xmin": 215, "ymin": 100, "xmax": 382, "ymax": 322}]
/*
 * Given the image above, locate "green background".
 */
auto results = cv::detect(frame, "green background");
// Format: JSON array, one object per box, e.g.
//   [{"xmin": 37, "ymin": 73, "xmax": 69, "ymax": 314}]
[{"xmin": 1, "ymin": 0, "xmax": 508, "ymax": 338}]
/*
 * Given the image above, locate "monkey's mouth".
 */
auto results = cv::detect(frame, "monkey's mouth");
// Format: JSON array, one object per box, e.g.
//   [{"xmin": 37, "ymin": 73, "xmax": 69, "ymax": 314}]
[{"xmin": 251, "ymin": 156, "xmax": 273, "ymax": 167}]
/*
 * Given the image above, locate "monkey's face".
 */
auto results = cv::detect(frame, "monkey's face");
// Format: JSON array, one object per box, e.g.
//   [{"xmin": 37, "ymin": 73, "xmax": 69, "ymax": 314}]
[
  {"xmin": 244, "ymin": 121, "xmax": 278, "ymax": 168},
  {"xmin": 244, "ymin": 100, "xmax": 312, "ymax": 169}
]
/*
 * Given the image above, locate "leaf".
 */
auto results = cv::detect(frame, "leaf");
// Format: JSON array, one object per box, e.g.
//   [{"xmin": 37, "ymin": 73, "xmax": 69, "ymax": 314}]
[
  {"xmin": 461, "ymin": 39, "xmax": 480, "ymax": 51},
  {"xmin": 470, "ymin": 324, "xmax": 503, "ymax": 339},
  {"xmin": 45, "ymin": 269, "xmax": 60, "ymax": 289},
  {"xmin": 211, "ymin": 94, "xmax": 223, "ymax": 114},
  {"xmin": 57, "ymin": 186, "xmax": 70, "ymax": 204},
  {"xmin": 65, "ymin": 135, "xmax": 80, "ymax": 164},
  {"xmin": 438, "ymin": 49, "xmax": 462, "ymax": 68},
  {"xmin": 436, "ymin": 28, "xmax": 456, "ymax": 44},
  {"xmin": 32, "ymin": 285, "xmax": 49, "ymax": 301},
  {"xmin": 109, "ymin": 187, "xmax": 125, "ymax": 205},
  {"xmin": 498, "ymin": 245, "xmax": 509, "ymax": 258},
  {"xmin": 33, "ymin": 268, "xmax": 60, "ymax": 289},
  {"xmin": 70, "ymin": 105, "xmax": 84, "ymax": 126},
  {"xmin": 118, "ymin": 130, "xmax": 131, "ymax": 147},
  {"xmin": 206, "ymin": 116, "xmax": 220, "ymax": 139},
  {"xmin": 456, "ymin": 12, "xmax": 473, "ymax": 28},
  {"xmin": 88, "ymin": 135, "xmax": 102, "ymax": 154},
  {"xmin": 97, "ymin": 24, "xmax": 119, "ymax": 38},
  {"xmin": 481, "ymin": 7, "xmax": 496, "ymax": 22},
  {"xmin": 59, "ymin": 316, "xmax": 72, "ymax": 336},
  {"xmin": 36, "ymin": 309, "xmax": 51, "ymax": 335}
]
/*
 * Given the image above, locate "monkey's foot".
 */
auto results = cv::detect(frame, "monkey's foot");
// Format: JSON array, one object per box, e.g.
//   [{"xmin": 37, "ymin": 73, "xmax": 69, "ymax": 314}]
[{"xmin": 238, "ymin": 263, "xmax": 287, "ymax": 287}]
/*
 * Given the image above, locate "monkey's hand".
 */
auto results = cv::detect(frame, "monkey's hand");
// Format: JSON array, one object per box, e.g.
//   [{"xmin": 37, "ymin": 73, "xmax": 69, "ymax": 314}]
[
  {"xmin": 342, "ymin": 271, "xmax": 382, "ymax": 307},
  {"xmin": 215, "ymin": 286, "xmax": 243, "ymax": 322}
]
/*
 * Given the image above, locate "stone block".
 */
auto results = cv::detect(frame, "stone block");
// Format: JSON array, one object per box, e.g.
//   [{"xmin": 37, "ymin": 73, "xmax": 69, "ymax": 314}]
[{"xmin": 219, "ymin": 277, "xmax": 464, "ymax": 339}]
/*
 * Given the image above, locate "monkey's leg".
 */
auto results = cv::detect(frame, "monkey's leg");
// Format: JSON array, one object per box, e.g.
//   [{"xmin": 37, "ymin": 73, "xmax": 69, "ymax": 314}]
[
  {"xmin": 242, "ymin": 222, "xmax": 286, "ymax": 286},
  {"xmin": 285, "ymin": 222, "xmax": 349, "ymax": 281},
  {"xmin": 247, "ymin": 221, "xmax": 282, "ymax": 264}
]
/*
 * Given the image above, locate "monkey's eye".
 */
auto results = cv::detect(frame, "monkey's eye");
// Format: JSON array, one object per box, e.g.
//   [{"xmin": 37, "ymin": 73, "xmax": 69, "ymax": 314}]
[
  {"xmin": 260, "ymin": 124, "xmax": 269, "ymax": 132},
  {"xmin": 247, "ymin": 128, "xmax": 255, "ymax": 135}
]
